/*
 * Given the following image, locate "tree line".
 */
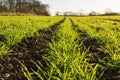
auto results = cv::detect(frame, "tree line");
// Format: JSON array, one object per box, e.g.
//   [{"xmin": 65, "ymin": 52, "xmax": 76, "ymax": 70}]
[
  {"xmin": 0, "ymin": 0, "xmax": 50, "ymax": 15},
  {"xmin": 56, "ymin": 8, "xmax": 120, "ymax": 16}
]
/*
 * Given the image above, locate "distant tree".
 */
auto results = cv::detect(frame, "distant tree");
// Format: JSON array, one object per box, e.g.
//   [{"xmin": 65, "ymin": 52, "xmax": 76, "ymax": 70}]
[
  {"xmin": 63, "ymin": 11, "xmax": 68, "ymax": 16},
  {"xmin": 16, "ymin": 0, "xmax": 22, "ymax": 12},
  {"xmin": 79, "ymin": 9, "xmax": 84, "ymax": 16},
  {"xmin": 105, "ymin": 8, "xmax": 112, "ymax": 14},
  {"xmin": 20, "ymin": 1, "xmax": 32, "ymax": 13},
  {"xmin": 56, "ymin": 11, "xmax": 60, "ymax": 16},
  {"xmin": 63, "ymin": 11, "xmax": 75, "ymax": 16},
  {"xmin": 89, "ymin": 11, "xmax": 98, "ymax": 16},
  {"xmin": 0, "ymin": 0, "xmax": 50, "ymax": 15},
  {"xmin": 32, "ymin": 1, "xmax": 50, "ymax": 15},
  {"xmin": 62, "ymin": 11, "xmax": 80, "ymax": 16},
  {"xmin": 0, "ymin": 5, "xmax": 8, "ymax": 12},
  {"xmin": 8, "ymin": 0, "xmax": 14, "ymax": 11},
  {"xmin": 103, "ymin": 8, "xmax": 119, "ymax": 16}
]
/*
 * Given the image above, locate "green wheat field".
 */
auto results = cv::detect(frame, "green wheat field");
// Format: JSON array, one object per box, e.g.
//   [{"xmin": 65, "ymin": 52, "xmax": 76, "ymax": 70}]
[{"xmin": 0, "ymin": 16, "xmax": 120, "ymax": 80}]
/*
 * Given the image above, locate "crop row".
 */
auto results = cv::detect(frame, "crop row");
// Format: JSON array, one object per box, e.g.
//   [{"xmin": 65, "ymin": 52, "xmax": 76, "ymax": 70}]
[
  {"xmin": 22, "ymin": 18, "xmax": 102, "ymax": 80},
  {"xmin": 0, "ymin": 16, "xmax": 120, "ymax": 80},
  {"xmin": 70, "ymin": 17, "xmax": 120, "ymax": 79},
  {"xmin": 22, "ymin": 16, "xmax": 120, "ymax": 80},
  {"xmin": 0, "ymin": 16, "xmax": 64, "ymax": 55}
]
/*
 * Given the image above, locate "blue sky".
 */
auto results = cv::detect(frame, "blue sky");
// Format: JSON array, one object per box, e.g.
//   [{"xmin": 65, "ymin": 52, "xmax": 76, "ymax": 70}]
[{"xmin": 40, "ymin": 0, "xmax": 120, "ymax": 15}]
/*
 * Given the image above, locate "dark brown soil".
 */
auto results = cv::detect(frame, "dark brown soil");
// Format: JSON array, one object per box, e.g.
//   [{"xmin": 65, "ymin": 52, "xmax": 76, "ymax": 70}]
[
  {"xmin": 0, "ymin": 35, "xmax": 6, "ymax": 43},
  {"xmin": 108, "ymin": 19, "xmax": 120, "ymax": 22},
  {"xmin": 102, "ymin": 19, "xmax": 120, "ymax": 23},
  {"xmin": 0, "ymin": 17, "xmax": 66, "ymax": 80}
]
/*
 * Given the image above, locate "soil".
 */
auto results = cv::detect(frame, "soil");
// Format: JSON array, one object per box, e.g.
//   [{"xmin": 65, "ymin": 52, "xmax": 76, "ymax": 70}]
[
  {"xmin": 0, "ymin": 17, "xmax": 66, "ymax": 80},
  {"xmin": 108, "ymin": 19, "xmax": 120, "ymax": 22}
]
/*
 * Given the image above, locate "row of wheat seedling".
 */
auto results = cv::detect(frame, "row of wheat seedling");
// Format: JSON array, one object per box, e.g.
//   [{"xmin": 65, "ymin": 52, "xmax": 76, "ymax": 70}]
[
  {"xmin": 22, "ymin": 18, "xmax": 102, "ymax": 80},
  {"xmin": 0, "ymin": 16, "xmax": 63, "ymax": 56},
  {"xmin": 71, "ymin": 17, "xmax": 120, "ymax": 73}
]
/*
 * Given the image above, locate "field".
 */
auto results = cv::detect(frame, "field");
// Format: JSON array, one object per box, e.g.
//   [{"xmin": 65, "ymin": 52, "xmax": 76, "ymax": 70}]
[{"xmin": 0, "ymin": 16, "xmax": 120, "ymax": 80}]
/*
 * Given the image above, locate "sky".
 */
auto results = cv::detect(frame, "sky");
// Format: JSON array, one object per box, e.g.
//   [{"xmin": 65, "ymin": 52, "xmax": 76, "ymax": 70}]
[{"xmin": 40, "ymin": 0, "xmax": 120, "ymax": 15}]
